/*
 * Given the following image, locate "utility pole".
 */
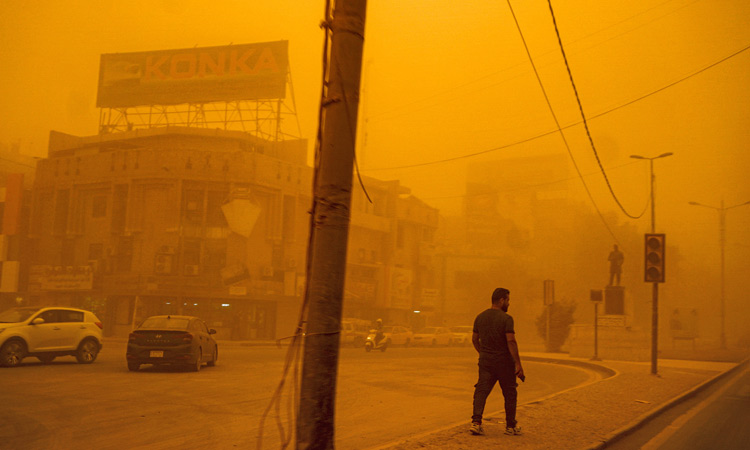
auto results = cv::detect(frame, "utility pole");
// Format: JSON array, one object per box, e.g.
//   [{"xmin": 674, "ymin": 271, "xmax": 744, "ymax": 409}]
[
  {"xmin": 631, "ymin": 152, "xmax": 672, "ymax": 375},
  {"xmin": 689, "ymin": 198, "xmax": 750, "ymax": 349},
  {"xmin": 296, "ymin": 1, "xmax": 367, "ymax": 449}
]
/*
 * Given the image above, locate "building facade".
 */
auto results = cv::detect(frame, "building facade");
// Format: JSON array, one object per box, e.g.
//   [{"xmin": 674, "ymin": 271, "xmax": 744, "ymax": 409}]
[
  {"xmin": 28, "ymin": 127, "xmax": 310, "ymax": 339},
  {"xmin": 25, "ymin": 127, "xmax": 441, "ymax": 339}
]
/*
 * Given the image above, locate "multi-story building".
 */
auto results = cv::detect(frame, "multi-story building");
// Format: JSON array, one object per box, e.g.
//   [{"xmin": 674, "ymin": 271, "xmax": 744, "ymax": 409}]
[
  {"xmin": 346, "ymin": 179, "xmax": 440, "ymax": 327},
  {"xmin": 26, "ymin": 127, "xmax": 441, "ymax": 339},
  {"xmin": 0, "ymin": 146, "xmax": 37, "ymax": 312},
  {"xmin": 28, "ymin": 127, "xmax": 310, "ymax": 339}
]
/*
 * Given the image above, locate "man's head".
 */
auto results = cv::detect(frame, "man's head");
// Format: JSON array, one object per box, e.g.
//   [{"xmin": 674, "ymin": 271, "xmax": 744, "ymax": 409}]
[
  {"xmin": 491, "ymin": 287, "xmax": 511, "ymax": 312},
  {"xmin": 613, "ymin": 244, "xmax": 619, "ymax": 250}
]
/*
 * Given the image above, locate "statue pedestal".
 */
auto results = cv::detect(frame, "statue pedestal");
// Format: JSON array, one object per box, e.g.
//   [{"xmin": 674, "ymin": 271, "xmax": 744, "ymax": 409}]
[
  {"xmin": 569, "ymin": 322, "xmax": 649, "ymax": 361},
  {"xmin": 569, "ymin": 286, "xmax": 645, "ymax": 361}
]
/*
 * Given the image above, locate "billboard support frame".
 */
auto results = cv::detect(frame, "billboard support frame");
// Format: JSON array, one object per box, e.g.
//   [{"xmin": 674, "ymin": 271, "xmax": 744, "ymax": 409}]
[{"xmin": 97, "ymin": 41, "xmax": 301, "ymax": 142}]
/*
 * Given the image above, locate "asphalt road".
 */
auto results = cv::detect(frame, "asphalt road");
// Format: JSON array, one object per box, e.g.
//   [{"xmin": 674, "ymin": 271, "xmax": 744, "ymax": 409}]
[
  {"xmin": 0, "ymin": 341, "xmax": 598, "ymax": 449},
  {"xmin": 606, "ymin": 365, "xmax": 749, "ymax": 450}
]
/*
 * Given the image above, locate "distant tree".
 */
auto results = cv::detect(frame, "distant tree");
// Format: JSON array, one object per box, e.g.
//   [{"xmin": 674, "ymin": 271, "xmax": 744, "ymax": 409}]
[{"xmin": 536, "ymin": 299, "xmax": 577, "ymax": 352}]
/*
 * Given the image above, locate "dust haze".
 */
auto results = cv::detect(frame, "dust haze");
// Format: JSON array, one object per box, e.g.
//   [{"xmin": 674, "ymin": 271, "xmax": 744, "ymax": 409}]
[{"xmin": 1, "ymin": 0, "xmax": 749, "ymax": 353}]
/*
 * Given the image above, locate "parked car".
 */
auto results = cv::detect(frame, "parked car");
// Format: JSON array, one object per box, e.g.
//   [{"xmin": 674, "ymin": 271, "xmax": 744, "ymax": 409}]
[
  {"xmin": 450, "ymin": 326, "xmax": 474, "ymax": 346},
  {"xmin": 340, "ymin": 318, "xmax": 370, "ymax": 347},
  {"xmin": 126, "ymin": 315, "xmax": 218, "ymax": 372},
  {"xmin": 0, "ymin": 306, "xmax": 103, "ymax": 368},
  {"xmin": 411, "ymin": 326, "xmax": 452, "ymax": 347},
  {"xmin": 382, "ymin": 325, "xmax": 413, "ymax": 347}
]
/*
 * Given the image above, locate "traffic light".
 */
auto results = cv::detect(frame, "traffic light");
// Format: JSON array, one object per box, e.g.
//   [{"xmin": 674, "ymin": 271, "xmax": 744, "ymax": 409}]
[{"xmin": 644, "ymin": 233, "xmax": 666, "ymax": 283}]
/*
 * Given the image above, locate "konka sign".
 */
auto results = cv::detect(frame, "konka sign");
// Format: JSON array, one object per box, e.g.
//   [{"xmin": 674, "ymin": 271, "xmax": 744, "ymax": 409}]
[{"xmin": 97, "ymin": 41, "xmax": 288, "ymax": 108}]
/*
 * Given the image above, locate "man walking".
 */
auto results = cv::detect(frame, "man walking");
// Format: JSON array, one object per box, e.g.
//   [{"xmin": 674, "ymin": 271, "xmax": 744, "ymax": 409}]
[{"xmin": 470, "ymin": 287, "xmax": 524, "ymax": 436}]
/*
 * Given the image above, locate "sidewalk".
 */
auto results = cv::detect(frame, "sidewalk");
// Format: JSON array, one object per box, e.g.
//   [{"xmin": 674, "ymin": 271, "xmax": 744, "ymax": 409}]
[{"xmin": 369, "ymin": 351, "xmax": 748, "ymax": 450}]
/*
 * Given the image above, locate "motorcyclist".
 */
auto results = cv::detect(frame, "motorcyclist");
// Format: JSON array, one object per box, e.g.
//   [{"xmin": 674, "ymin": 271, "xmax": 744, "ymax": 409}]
[{"xmin": 374, "ymin": 318, "xmax": 385, "ymax": 345}]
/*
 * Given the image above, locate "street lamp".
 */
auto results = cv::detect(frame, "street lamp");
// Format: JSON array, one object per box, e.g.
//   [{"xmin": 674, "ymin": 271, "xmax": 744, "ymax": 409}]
[
  {"xmin": 688, "ymin": 199, "xmax": 750, "ymax": 349},
  {"xmin": 630, "ymin": 152, "xmax": 673, "ymax": 375},
  {"xmin": 630, "ymin": 152, "xmax": 674, "ymax": 233}
]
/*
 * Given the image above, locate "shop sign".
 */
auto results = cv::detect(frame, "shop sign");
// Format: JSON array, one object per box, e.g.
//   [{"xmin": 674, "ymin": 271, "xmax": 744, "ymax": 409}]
[{"xmin": 33, "ymin": 265, "xmax": 94, "ymax": 291}]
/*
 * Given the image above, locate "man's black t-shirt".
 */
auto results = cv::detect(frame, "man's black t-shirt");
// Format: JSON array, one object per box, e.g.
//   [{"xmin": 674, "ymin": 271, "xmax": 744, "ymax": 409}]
[{"xmin": 473, "ymin": 308, "xmax": 515, "ymax": 361}]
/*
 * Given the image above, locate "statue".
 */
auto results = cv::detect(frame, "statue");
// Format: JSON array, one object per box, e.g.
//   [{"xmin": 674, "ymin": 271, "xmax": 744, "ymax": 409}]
[{"xmin": 608, "ymin": 244, "xmax": 624, "ymax": 286}]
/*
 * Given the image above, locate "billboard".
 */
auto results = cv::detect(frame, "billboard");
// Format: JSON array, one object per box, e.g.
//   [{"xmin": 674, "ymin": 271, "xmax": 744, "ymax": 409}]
[{"xmin": 97, "ymin": 41, "xmax": 288, "ymax": 108}]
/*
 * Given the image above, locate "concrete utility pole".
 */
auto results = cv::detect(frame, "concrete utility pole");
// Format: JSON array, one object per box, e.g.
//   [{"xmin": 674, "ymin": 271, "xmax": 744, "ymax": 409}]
[{"xmin": 297, "ymin": 1, "xmax": 367, "ymax": 449}]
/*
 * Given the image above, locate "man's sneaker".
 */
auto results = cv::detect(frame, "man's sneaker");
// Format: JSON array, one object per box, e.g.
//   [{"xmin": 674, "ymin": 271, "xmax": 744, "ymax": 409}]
[
  {"xmin": 505, "ymin": 426, "xmax": 522, "ymax": 435},
  {"xmin": 470, "ymin": 422, "xmax": 484, "ymax": 435}
]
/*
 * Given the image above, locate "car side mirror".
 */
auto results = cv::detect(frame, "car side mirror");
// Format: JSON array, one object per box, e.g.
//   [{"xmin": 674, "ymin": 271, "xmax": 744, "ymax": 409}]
[
  {"xmin": 209, "ymin": 329, "xmax": 217, "ymax": 335},
  {"xmin": 32, "ymin": 318, "xmax": 45, "ymax": 325}
]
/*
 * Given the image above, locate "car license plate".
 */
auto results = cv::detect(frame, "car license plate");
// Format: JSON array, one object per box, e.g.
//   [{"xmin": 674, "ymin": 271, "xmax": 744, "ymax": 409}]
[{"xmin": 150, "ymin": 350, "xmax": 164, "ymax": 358}]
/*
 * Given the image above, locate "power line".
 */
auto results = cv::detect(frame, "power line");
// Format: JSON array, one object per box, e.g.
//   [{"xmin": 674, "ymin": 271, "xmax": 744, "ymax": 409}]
[
  {"xmin": 367, "ymin": 0, "xmax": 694, "ymax": 124},
  {"xmin": 546, "ymin": 0, "xmax": 659, "ymax": 220},
  {"xmin": 363, "ymin": 40, "xmax": 750, "ymax": 172},
  {"xmin": 506, "ymin": 0, "xmax": 629, "ymax": 243}
]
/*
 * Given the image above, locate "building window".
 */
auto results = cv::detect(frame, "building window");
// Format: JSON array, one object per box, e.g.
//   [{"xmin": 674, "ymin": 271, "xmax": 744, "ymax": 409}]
[
  {"xmin": 115, "ymin": 236, "xmax": 133, "ymax": 272},
  {"xmin": 61, "ymin": 238, "xmax": 75, "ymax": 266},
  {"xmin": 182, "ymin": 189, "xmax": 204, "ymax": 226},
  {"xmin": 111, "ymin": 185, "xmax": 128, "ymax": 234},
  {"xmin": 206, "ymin": 190, "xmax": 228, "ymax": 228},
  {"xmin": 54, "ymin": 189, "xmax": 70, "ymax": 235},
  {"xmin": 88, "ymin": 243, "xmax": 104, "ymax": 260},
  {"xmin": 92, "ymin": 196, "xmax": 107, "ymax": 218},
  {"xmin": 204, "ymin": 239, "xmax": 227, "ymax": 276}
]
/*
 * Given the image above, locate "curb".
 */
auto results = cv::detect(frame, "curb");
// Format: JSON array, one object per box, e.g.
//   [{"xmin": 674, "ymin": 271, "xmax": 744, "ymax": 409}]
[
  {"xmin": 522, "ymin": 355, "xmax": 617, "ymax": 379},
  {"xmin": 583, "ymin": 356, "xmax": 750, "ymax": 450}
]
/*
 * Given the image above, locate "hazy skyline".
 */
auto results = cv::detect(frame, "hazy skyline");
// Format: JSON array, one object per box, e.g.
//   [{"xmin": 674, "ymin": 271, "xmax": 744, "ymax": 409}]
[{"xmin": 2, "ymin": 1, "xmax": 749, "ymax": 337}]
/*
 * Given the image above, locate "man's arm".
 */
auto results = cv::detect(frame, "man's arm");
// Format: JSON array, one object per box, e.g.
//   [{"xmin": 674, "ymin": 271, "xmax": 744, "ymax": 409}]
[
  {"xmin": 506, "ymin": 332, "xmax": 524, "ymax": 379},
  {"xmin": 472, "ymin": 332, "xmax": 480, "ymax": 353}
]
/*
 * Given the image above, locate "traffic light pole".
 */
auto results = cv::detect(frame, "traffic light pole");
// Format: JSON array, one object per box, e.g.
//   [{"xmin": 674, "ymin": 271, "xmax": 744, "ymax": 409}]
[
  {"xmin": 719, "ymin": 203, "xmax": 726, "ymax": 349},
  {"xmin": 651, "ymin": 281, "xmax": 658, "ymax": 374},
  {"xmin": 650, "ymin": 158, "xmax": 658, "ymax": 375},
  {"xmin": 631, "ymin": 152, "xmax": 672, "ymax": 376}
]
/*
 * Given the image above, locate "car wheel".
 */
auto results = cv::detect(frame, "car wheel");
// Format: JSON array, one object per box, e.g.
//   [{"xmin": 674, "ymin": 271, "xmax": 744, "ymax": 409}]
[
  {"xmin": 127, "ymin": 362, "xmax": 140, "ymax": 372},
  {"xmin": 38, "ymin": 354, "xmax": 56, "ymax": 364},
  {"xmin": 191, "ymin": 349, "xmax": 202, "ymax": 372},
  {"xmin": 0, "ymin": 340, "xmax": 27, "ymax": 367},
  {"xmin": 207, "ymin": 346, "xmax": 218, "ymax": 367},
  {"xmin": 76, "ymin": 339, "xmax": 100, "ymax": 364}
]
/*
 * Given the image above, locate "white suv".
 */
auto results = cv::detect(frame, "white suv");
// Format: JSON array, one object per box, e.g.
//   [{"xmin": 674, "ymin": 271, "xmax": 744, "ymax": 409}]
[{"xmin": 0, "ymin": 306, "xmax": 103, "ymax": 367}]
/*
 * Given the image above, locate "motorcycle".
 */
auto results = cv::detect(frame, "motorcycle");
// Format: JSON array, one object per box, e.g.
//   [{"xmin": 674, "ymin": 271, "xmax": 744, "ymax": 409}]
[{"xmin": 364, "ymin": 329, "xmax": 388, "ymax": 352}]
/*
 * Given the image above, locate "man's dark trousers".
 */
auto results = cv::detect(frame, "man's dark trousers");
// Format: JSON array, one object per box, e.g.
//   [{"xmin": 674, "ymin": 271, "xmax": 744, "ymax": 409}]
[{"xmin": 472, "ymin": 355, "xmax": 517, "ymax": 427}]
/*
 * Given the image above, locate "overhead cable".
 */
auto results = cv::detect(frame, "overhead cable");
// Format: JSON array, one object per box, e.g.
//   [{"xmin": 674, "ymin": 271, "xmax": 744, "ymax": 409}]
[
  {"xmin": 546, "ymin": 0, "xmax": 651, "ymax": 220},
  {"xmin": 364, "ymin": 40, "xmax": 750, "ymax": 171},
  {"xmin": 506, "ymin": 0, "xmax": 628, "ymax": 243}
]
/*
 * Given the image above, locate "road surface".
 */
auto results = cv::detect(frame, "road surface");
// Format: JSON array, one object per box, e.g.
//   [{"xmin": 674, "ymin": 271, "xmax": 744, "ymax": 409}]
[
  {"xmin": 606, "ymin": 364, "xmax": 749, "ymax": 450},
  {"xmin": 0, "ymin": 341, "xmax": 598, "ymax": 449}
]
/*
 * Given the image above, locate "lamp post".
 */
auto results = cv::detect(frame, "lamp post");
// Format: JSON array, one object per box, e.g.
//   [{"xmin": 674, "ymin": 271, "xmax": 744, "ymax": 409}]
[
  {"xmin": 688, "ymin": 199, "xmax": 750, "ymax": 349},
  {"xmin": 630, "ymin": 152, "xmax": 673, "ymax": 375}
]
